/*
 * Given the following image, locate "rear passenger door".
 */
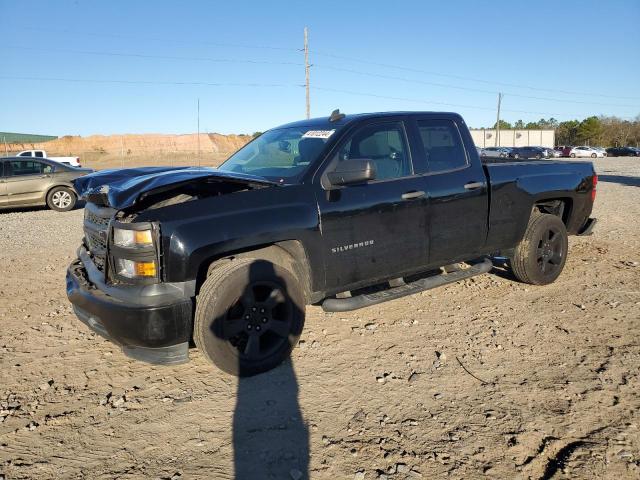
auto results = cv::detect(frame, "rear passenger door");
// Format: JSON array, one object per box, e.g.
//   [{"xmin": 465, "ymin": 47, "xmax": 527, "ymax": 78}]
[
  {"xmin": 5, "ymin": 160, "xmax": 54, "ymax": 205},
  {"xmin": 411, "ymin": 117, "xmax": 488, "ymax": 265}
]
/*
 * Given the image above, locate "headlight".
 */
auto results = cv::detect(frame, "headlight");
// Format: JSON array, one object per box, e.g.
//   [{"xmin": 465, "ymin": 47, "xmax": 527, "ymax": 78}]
[
  {"xmin": 114, "ymin": 258, "xmax": 157, "ymax": 278},
  {"xmin": 113, "ymin": 227, "xmax": 153, "ymax": 248}
]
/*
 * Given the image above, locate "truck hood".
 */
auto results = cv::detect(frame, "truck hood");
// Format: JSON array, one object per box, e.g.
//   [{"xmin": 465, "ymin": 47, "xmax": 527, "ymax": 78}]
[{"xmin": 72, "ymin": 166, "xmax": 278, "ymax": 210}]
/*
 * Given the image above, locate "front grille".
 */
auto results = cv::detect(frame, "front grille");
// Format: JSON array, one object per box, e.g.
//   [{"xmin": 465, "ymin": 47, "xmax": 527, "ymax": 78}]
[
  {"xmin": 85, "ymin": 209, "xmax": 110, "ymax": 227},
  {"xmin": 83, "ymin": 203, "xmax": 116, "ymax": 272},
  {"xmin": 86, "ymin": 230, "xmax": 107, "ymax": 252}
]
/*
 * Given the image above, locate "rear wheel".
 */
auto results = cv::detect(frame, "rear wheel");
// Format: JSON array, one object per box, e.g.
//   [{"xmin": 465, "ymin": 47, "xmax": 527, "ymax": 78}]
[
  {"xmin": 510, "ymin": 212, "xmax": 568, "ymax": 285},
  {"xmin": 47, "ymin": 186, "xmax": 76, "ymax": 212},
  {"xmin": 591, "ymin": 153, "xmax": 597, "ymax": 158},
  {"xmin": 194, "ymin": 258, "xmax": 305, "ymax": 376},
  {"xmin": 570, "ymin": 153, "xmax": 576, "ymax": 158}
]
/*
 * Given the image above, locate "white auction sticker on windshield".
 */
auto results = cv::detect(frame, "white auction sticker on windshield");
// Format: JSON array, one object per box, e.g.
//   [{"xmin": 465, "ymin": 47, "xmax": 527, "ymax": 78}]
[{"xmin": 302, "ymin": 129, "xmax": 335, "ymax": 139}]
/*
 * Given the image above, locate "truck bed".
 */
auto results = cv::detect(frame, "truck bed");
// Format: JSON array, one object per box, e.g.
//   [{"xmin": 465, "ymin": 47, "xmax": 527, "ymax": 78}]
[{"xmin": 482, "ymin": 160, "xmax": 596, "ymax": 252}]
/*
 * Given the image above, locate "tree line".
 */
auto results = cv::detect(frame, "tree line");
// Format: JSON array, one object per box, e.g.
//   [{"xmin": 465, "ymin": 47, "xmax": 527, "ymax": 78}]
[{"xmin": 487, "ymin": 115, "xmax": 640, "ymax": 147}]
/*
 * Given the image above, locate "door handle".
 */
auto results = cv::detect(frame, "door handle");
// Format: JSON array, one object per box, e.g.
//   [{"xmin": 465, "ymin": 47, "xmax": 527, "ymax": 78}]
[
  {"xmin": 401, "ymin": 190, "xmax": 425, "ymax": 200},
  {"xmin": 463, "ymin": 182, "xmax": 484, "ymax": 190}
]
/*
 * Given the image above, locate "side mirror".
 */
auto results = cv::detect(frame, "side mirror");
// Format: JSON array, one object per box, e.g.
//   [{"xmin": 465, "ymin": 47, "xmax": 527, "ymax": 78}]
[{"xmin": 327, "ymin": 159, "xmax": 376, "ymax": 186}]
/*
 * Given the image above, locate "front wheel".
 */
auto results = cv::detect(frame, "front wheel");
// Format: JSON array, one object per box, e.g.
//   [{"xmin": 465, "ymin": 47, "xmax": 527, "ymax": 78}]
[
  {"xmin": 194, "ymin": 258, "xmax": 305, "ymax": 376},
  {"xmin": 47, "ymin": 186, "xmax": 77, "ymax": 211},
  {"xmin": 510, "ymin": 212, "xmax": 568, "ymax": 285},
  {"xmin": 570, "ymin": 153, "xmax": 576, "ymax": 158},
  {"xmin": 591, "ymin": 153, "xmax": 597, "ymax": 158}
]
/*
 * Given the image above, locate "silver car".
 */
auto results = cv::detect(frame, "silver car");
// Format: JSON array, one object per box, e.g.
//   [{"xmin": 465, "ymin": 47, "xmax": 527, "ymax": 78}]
[
  {"xmin": 0, "ymin": 157, "xmax": 93, "ymax": 211},
  {"xmin": 569, "ymin": 146, "xmax": 605, "ymax": 158},
  {"xmin": 481, "ymin": 146, "xmax": 512, "ymax": 158}
]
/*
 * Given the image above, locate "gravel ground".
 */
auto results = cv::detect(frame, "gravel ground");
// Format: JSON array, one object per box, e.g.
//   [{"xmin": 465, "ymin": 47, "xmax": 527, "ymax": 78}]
[{"xmin": 0, "ymin": 157, "xmax": 639, "ymax": 479}]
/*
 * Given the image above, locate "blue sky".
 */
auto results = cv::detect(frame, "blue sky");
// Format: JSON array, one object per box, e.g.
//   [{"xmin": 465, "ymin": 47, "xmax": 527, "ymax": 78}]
[{"xmin": 1, "ymin": 0, "xmax": 639, "ymax": 136}]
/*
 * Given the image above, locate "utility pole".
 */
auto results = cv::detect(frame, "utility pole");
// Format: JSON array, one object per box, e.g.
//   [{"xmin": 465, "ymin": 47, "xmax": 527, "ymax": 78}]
[
  {"xmin": 120, "ymin": 136, "xmax": 124, "ymax": 168},
  {"xmin": 197, "ymin": 98, "xmax": 200, "ymax": 167},
  {"xmin": 3, "ymin": 135, "xmax": 7, "ymax": 156},
  {"xmin": 304, "ymin": 26, "xmax": 310, "ymax": 119},
  {"xmin": 495, "ymin": 92, "xmax": 503, "ymax": 147}
]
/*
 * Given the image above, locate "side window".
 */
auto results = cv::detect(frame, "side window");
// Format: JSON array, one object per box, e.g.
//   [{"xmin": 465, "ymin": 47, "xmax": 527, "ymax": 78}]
[
  {"xmin": 18, "ymin": 151, "xmax": 31, "ymax": 157},
  {"xmin": 335, "ymin": 122, "xmax": 411, "ymax": 181},
  {"xmin": 417, "ymin": 119, "xmax": 468, "ymax": 173},
  {"xmin": 9, "ymin": 160, "xmax": 45, "ymax": 176},
  {"xmin": 34, "ymin": 151, "xmax": 44, "ymax": 158}
]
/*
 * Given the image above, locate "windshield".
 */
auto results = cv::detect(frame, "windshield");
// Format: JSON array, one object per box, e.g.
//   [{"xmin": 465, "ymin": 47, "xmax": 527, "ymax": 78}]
[{"xmin": 218, "ymin": 126, "xmax": 335, "ymax": 182}]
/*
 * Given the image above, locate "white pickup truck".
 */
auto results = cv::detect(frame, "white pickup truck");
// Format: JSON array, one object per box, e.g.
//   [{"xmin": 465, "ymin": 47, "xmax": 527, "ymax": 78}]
[{"xmin": 16, "ymin": 150, "xmax": 81, "ymax": 167}]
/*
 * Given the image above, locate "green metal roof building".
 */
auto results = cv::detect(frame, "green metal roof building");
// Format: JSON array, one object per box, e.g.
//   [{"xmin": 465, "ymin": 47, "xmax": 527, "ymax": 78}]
[{"xmin": 1, "ymin": 132, "xmax": 57, "ymax": 143}]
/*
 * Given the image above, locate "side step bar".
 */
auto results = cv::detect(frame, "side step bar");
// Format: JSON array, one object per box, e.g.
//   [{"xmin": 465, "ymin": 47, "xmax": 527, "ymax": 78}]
[{"xmin": 322, "ymin": 257, "xmax": 493, "ymax": 312}]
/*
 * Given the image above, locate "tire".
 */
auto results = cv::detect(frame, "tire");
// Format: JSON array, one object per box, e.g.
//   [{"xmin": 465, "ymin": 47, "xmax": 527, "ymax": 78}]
[
  {"xmin": 513, "ymin": 153, "xmax": 520, "ymax": 159},
  {"xmin": 570, "ymin": 153, "xmax": 576, "ymax": 158},
  {"xmin": 535, "ymin": 154, "xmax": 542, "ymax": 160},
  {"xmin": 510, "ymin": 212, "xmax": 568, "ymax": 285},
  {"xmin": 47, "ymin": 186, "xmax": 76, "ymax": 211},
  {"xmin": 591, "ymin": 153, "xmax": 597, "ymax": 158},
  {"xmin": 194, "ymin": 258, "xmax": 305, "ymax": 376}
]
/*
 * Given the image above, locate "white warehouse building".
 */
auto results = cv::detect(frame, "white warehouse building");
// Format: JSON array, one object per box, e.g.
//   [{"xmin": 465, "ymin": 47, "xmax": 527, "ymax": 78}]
[{"xmin": 470, "ymin": 129, "xmax": 555, "ymax": 148}]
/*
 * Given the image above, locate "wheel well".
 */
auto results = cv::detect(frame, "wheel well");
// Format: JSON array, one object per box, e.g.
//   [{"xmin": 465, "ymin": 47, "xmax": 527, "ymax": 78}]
[
  {"xmin": 196, "ymin": 241, "xmax": 312, "ymax": 303},
  {"xmin": 45, "ymin": 184, "xmax": 76, "ymax": 201},
  {"xmin": 534, "ymin": 198, "xmax": 572, "ymax": 226}
]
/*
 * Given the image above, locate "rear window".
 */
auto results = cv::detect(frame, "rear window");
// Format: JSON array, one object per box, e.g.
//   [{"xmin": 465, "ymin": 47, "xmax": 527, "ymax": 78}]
[
  {"xmin": 417, "ymin": 119, "xmax": 468, "ymax": 172},
  {"xmin": 9, "ymin": 160, "xmax": 52, "ymax": 176}
]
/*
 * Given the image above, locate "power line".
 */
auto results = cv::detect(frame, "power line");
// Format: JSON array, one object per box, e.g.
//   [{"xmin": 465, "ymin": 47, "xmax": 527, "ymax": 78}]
[
  {"xmin": 8, "ymin": 26, "xmax": 636, "ymax": 102},
  {"xmin": 0, "ymin": 73, "xmax": 625, "ymax": 118},
  {"xmin": 310, "ymin": 85, "xmax": 626, "ymax": 118},
  {"xmin": 13, "ymin": 26, "xmax": 300, "ymax": 52},
  {"xmin": 3, "ymin": 45, "xmax": 304, "ymax": 67},
  {"xmin": 6, "ymin": 44, "xmax": 636, "ymax": 109},
  {"xmin": 0, "ymin": 75, "xmax": 297, "ymax": 88},
  {"xmin": 313, "ymin": 64, "xmax": 640, "ymax": 109},
  {"xmin": 310, "ymin": 50, "xmax": 640, "ymax": 101}
]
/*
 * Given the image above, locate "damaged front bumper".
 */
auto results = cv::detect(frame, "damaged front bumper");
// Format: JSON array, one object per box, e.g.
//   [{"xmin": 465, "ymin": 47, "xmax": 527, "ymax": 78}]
[{"xmin": 66, "ymin": 252, "xmax": 194, "ymax": 365}]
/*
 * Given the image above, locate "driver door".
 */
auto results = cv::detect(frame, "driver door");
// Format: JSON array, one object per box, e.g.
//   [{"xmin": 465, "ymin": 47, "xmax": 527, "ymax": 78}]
[{"xmin": 315, "ymin": 118, "xmax": 429, "ymax": 292}]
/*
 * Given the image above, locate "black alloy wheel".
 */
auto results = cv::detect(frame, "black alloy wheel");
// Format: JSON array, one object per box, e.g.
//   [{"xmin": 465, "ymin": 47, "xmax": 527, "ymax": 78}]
[
  {"xmin": 510, "ymin": 212, "xmax": 568, "ymax": 285},
  {"xmin": 223, "ymin": 280, "xmax": 293, "ymax": 361},
  {"xmin": 194, "ymin": 258, "xmax": 305, "ymax": 376},
  {"xmin": 535, "ymin": 225, "xmax": 564, "ymax": 277}
]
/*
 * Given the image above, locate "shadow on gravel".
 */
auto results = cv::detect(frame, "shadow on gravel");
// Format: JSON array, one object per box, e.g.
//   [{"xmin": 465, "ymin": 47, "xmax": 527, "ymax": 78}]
[
  {"xmin": 233, "ymin": 359, "xmax": 308, "ymax": 479},
  {"xmin": 489, "ymin": 257, "xmax": 519, "ymax": 282},
  {"xmin": 598, "ymin": 175, "xmax": 640, "ymax": 187},
  {"xmin": 226, "ymin": 261, "xmax": 309, "ymax": 479}
]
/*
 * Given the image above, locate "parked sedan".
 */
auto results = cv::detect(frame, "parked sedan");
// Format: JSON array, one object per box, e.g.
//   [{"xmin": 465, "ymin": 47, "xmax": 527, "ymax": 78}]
[
  {"xmin": 481, "ymin": 146, "xmax": 512, "ymax": 158},
  {"xmin": 510, "ymin": 146, "xmax": 550, "ymax": 159},
  {"xmin": 0, "ymin": 157, "xmax": 93, "ymax": 211},
  {"xmin": 606, "ymin": 146, "xmax": 640, "ymax": 157},
  {"xmin": 569, "ymin": 146, "xmax": 604, "ymax": 158},
  {"xmin": 593, "ymin": 147, "xmax": 607, "ymax": 157}
]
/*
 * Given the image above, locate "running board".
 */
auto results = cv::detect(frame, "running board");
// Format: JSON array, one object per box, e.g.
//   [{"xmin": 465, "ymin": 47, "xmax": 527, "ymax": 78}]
[{"xmin": 321, "ymin": 258, "xmax": 493, "ymax": 312}]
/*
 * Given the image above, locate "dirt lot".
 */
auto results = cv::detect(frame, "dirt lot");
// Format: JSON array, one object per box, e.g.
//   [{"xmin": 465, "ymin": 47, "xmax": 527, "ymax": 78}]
[{"xmin": 0, "ymin": 157, "xmax": 638, "ymax": 479}]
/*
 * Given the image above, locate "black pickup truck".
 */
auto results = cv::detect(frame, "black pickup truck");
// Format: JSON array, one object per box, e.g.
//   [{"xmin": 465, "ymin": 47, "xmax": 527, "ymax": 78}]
[{"xmin": 66, "ymin": 111, "xmax": 597, "ymax": 376}]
